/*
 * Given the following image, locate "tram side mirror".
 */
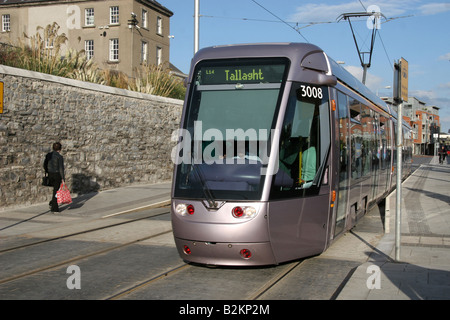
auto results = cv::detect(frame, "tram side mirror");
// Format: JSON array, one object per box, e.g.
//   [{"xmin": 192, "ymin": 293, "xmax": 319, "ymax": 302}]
[
  {"xmin": 301, "ymin": 51, "xmax": 337, "ymax": 86},
  {"xmin": 317, "ymin": 73, "xmax": 337, "ymax": 86}
]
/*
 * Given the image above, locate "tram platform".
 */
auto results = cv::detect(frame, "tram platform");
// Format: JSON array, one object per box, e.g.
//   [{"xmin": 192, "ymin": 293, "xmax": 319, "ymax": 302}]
[{"xmin": 337, "ymin": 156, "xmax": 450, "ymax": 300}]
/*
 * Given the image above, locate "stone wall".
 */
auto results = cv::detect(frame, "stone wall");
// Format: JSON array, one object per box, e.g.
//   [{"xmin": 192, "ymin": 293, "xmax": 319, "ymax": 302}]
[{"xmin": 0, "ymin": 65, "xmax": 183, "ymax": 209}]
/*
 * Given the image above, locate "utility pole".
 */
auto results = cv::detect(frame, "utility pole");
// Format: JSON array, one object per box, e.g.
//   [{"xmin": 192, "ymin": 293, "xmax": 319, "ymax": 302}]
[
  {"xmin": 393, "ymin": 57, "xmax": 408, "ymax": 262},
  {"xmin": 194, "ymin": 0, "xmax": 199, "ymax": 54}
]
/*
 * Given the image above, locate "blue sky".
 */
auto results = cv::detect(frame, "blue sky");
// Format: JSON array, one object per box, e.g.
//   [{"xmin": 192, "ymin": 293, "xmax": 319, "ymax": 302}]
[{"xmin": 166, "ymin": 0, "xmax": 450, "ymax": 133}]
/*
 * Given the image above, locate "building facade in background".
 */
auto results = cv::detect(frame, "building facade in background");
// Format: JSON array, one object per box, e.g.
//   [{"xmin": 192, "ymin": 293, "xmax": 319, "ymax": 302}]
[
  {"xmin": 383, "ymin": 96, "xmax": 441, "ymax": 155},
  {"xmin": 0, "ymin": 0, "xmax": 173, "ymax": 77}
]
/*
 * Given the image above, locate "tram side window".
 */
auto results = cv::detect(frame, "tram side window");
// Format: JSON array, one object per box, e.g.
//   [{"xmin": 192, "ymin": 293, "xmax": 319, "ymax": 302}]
[
  {"xmin": 349, "ymin": 99, "xmax": 362, "ymax": 179},
  {"xmin": 270, "ymin": 83, "xmax": 330, "ymax": 199},
  {"xmin": 379, "ymin": 117, "xmax": 389, "ymax": 170},
  {"xmin": 361, "ymin": 104, "xmax": 373, "ymax": 177}
]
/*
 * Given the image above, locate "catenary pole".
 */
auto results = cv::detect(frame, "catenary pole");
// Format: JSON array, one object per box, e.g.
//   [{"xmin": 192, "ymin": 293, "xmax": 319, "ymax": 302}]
[
  {"xmin": 394, "ymin": 58, "xmax": 407, "ymax": 262},
  {"xmin": 395, "ymin": 102, "xmax": 402, "ymax": 261},
  {"xmin": 194, "ymin": 0, "xmax": 199, "ymax": 54}
]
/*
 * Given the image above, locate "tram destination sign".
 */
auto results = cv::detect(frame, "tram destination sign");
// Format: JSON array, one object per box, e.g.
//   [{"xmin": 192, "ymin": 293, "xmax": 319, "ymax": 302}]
[{"xmin": 200, "ymin": 63, "xmax": 286, "ymax": 85}]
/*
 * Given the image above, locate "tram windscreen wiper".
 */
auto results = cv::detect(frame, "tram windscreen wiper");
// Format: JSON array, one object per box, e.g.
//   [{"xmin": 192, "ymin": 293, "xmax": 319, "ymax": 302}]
[{"xmin": 189, "ymin": 158, "xmax": 217, "ymax": 209}]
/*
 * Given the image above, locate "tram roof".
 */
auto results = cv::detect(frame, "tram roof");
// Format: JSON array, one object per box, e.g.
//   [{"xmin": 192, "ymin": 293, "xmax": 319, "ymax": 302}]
[{"xmin": 191, "ymin": 42, "xmax": 394, "ymax": 117}]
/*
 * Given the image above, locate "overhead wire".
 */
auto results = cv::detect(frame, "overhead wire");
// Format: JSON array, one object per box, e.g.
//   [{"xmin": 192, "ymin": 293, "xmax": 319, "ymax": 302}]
[
  {"xmin": 200, "ymin": 0, "xmax": 409, "ymax": 71},
  {"xmin": 377, "ymin": 32, "xmax": 394, "ymax": 71},
  {"xmin": 249, "ymin": 0, "xmax": 310, "ymax": 43},
  {"xmin": 200, "ymin": 14, "xmax": 333, "ymax": 27}
]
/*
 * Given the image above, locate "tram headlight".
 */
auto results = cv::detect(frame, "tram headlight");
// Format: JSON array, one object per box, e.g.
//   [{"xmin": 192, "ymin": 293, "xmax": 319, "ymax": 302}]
[
  {"xmin": 232, "ymin": 206, "xmax": 257, "ymax": 219},
  {"xmin": 175, "ymin": 203, "xmax": 195, "ymax": 216}
]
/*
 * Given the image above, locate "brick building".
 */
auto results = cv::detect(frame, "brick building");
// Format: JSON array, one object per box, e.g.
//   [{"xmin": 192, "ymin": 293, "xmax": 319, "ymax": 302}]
[{"xmin": 383, "ymin": 97, "xmax": 440, "ymax": 155}]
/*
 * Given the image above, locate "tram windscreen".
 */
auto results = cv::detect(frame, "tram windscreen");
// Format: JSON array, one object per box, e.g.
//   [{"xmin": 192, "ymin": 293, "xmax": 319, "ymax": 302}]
[{"xmin": 173, "ymin": 58, "xmax": 289, "ymax": 201}]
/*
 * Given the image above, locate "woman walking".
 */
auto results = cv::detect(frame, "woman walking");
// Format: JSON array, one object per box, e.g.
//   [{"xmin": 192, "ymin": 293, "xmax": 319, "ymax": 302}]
[{"xmin": 43, "ymin": 142, "xmax": 65, "ymax": 212}]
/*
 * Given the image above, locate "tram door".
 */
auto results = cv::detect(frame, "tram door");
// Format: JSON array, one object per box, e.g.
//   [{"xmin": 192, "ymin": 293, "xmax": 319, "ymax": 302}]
[{"xmin": 334, "ymin": 91, "xmax": 350, "ymax": 236}]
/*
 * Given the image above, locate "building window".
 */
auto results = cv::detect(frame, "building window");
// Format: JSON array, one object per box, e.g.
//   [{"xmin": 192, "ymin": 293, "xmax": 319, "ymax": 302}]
[
  {"xmin": 141, "ymin": 41, "xmax": 148, "ymax": 64},
  {"xmin": 2, "ymin": 14, "xmax": 10, "ymax": 32},
  {"xmin": 156, "ymin": 16, "xmax": 162, "ymax": 35},
  {"xmin": 142, "ymin": 9, "xmax": 148, "ymax": 29},
  {"xmin": 156, "ymin": 46, "xmax": 162, "ymax": 65},
  {"xmin": 110, "ymin": 6, "xmax": 119, "ymax": 25},
  {"xmin": 109, "ymin": 38, "xmax": 119, "ymax": 61},
  {"xmin": 85, "ymin": 8, "xmax": 94, "ymax": 26},
  {"xmin": 85, "ymin": 40, "xmax": 94, "ymax": 60}
]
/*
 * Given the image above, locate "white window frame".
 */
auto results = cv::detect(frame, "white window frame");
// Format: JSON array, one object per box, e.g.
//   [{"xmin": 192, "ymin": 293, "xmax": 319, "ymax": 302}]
[
  {"xmin": 156, "ymin": 46, "xmax": 162, "ymax": 65},
  {"xmin": 156, "ymin": 16, "xmax": 162, "ymax": 35},
  {"xmin": 85, "ymin": 8, "xmax": 94, "ymax": 26},
  {"xmin": 142, "ymin": 9, "xmax": 148, "ymax": 29},
  {"xmin": 2, "ymin": 14, "xmax": 10, "ymax": 32},
  {"xmin": 85, "ymin": 40, "xmax": 94, "ymax": 60},
  {"xmin": 109, "ymin": 38, "xmax": 119, "ymax": 61},
  {"xmin": 110, "ymin": 6, "xmax": 119, "ymax": 25},
  {"xmin": 141, "ymin": 41, "xmax": 148, "ymax": 64}
]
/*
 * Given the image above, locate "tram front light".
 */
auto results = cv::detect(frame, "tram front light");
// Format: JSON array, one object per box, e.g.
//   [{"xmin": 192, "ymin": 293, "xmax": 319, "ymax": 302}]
[
  {"xmin": 175, "ymin": 203, "xmax": 187, "ymax": 215},
  {"xmin": 183, "ymin": 245, "xmax": 192, "ymax": 255},
  {"xmin": 232, "ymin": 206, "xmax": 244, "ymax": 218},
  {"xmin": 175, "ymin": 203, "xmax": 195, "ymax": 216},
  {"xmin": 240, "ymin": 249, "xmax": 252, "ymax": 259},
  {"xmin": 232, "ymin": 206, "xmax": 257, "ymax": 219},
  {"xmin": 187, "ymin": 204, "xmax": 195, "ymax": 215}
]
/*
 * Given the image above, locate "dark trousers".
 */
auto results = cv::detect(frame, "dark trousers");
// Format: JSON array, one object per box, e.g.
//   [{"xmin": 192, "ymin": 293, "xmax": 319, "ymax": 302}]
[{"xmin": 48, "ymin": 172, "xmax": 62, "ymax": 212}]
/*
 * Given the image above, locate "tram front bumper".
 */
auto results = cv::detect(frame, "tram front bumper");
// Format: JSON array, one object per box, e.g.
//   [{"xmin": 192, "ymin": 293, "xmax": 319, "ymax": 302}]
[{"xmin": 174, "ymin": 238, "xmax": 277, "ymax": 266}]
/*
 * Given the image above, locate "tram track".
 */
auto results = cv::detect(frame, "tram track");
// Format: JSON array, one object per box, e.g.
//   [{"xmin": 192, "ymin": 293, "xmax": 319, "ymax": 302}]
[
  {"xmin": 0, "ymin": 228, "xmax": 173, "ymax": 286},
  {"xmin": 1, "ymin": 201, "xmax": 313, "ymax": 300},
  {"xmin": 0, "ymin": 206, "xmax": 173, "ymax": 286},
  {"xmin": 105, "ymin": 263, "xmax": 190, "ymax": 300},
  {"xmin": 0, "ymin": 208, "xmax": 170, "ymax": 254},
  {"xmin": 104, "ymin": 260, "xmax": 306, "ymax": 300},
  {"xmin": 246, "ymin": 260, "xmax": 304, "ymax": 300},
  {"xmin": 103, "ymin": 258, "xmax": 308, "ymax": 300}
]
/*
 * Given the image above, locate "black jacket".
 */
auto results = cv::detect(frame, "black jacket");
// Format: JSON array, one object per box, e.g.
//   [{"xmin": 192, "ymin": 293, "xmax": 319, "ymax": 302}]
[{"xmin": 44, "ymin": 151, "xmax": 65, "ymax": 180}]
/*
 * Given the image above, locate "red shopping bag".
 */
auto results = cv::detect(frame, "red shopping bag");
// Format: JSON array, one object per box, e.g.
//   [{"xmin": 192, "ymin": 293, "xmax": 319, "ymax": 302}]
[{"xmin": 56, "ymin": 182, "xmax": 72, "ymax": 205}]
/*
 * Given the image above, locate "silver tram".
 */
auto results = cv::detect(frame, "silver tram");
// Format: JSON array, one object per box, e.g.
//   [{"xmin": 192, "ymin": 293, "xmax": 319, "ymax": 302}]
[{"xmin": 171, "ymin": 43, "xmax": 412, "ymax": 266}]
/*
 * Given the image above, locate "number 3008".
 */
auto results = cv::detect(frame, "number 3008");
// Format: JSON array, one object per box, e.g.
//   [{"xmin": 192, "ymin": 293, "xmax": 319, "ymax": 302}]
[{"xmin": 300, "ymin": 85, "xmax": 323, "ymax": 99}]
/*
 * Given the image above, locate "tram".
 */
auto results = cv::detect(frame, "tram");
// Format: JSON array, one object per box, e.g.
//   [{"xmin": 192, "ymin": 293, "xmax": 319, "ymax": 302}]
[{"xmin": 171, "ymin": 43, "xmax": 412, "ymax": 266}]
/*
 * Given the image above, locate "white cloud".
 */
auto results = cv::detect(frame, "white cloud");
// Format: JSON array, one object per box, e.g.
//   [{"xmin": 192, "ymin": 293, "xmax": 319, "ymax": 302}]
[
  {"xmin": 438, "ymin": 82, "xmax": 450, "ymax": 90},
  {"xmin": 344, "ymin": 65, "xmax": 383, "ymax": 92},
  {"xmin": 438, "ymin": 53, "xmax": 450, "ymax": 61},
  {"xmin": 288, "ymin": 1, "xmax": 450, "ymax": 24},
  {"xmin": 288, "ymin": 3, "xmax": 361, "ymax": 23},
  {"xmin": 410, "ymin": 89, "xmax": 437, "ymax": 100},
  {"xmin": 419, "ymin": 2, "xmax": 450, "ymax": 15},
  {"xmin": 288, "ymin": 0, "xmax": 416, "ymax": 23}
]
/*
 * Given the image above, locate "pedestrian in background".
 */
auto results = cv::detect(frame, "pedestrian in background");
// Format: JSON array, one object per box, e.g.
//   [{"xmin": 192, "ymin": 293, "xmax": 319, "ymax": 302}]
[
  {"xmin": 438, "ymin": 144, "xmax": 447, "ymax": 164},
  {"xmin": 43, "ymin": 142, "xmax": 65, "ymax": 212}
]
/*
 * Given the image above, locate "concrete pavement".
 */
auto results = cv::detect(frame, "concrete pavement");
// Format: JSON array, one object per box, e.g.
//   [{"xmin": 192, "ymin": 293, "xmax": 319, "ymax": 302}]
[
  {"xmin": 337, "ymin": 156, "xmax": 450, "ymax": 300},
  {"xmin": 0, "ymin": 182, "xmax": 172, "ymax": 237}
]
